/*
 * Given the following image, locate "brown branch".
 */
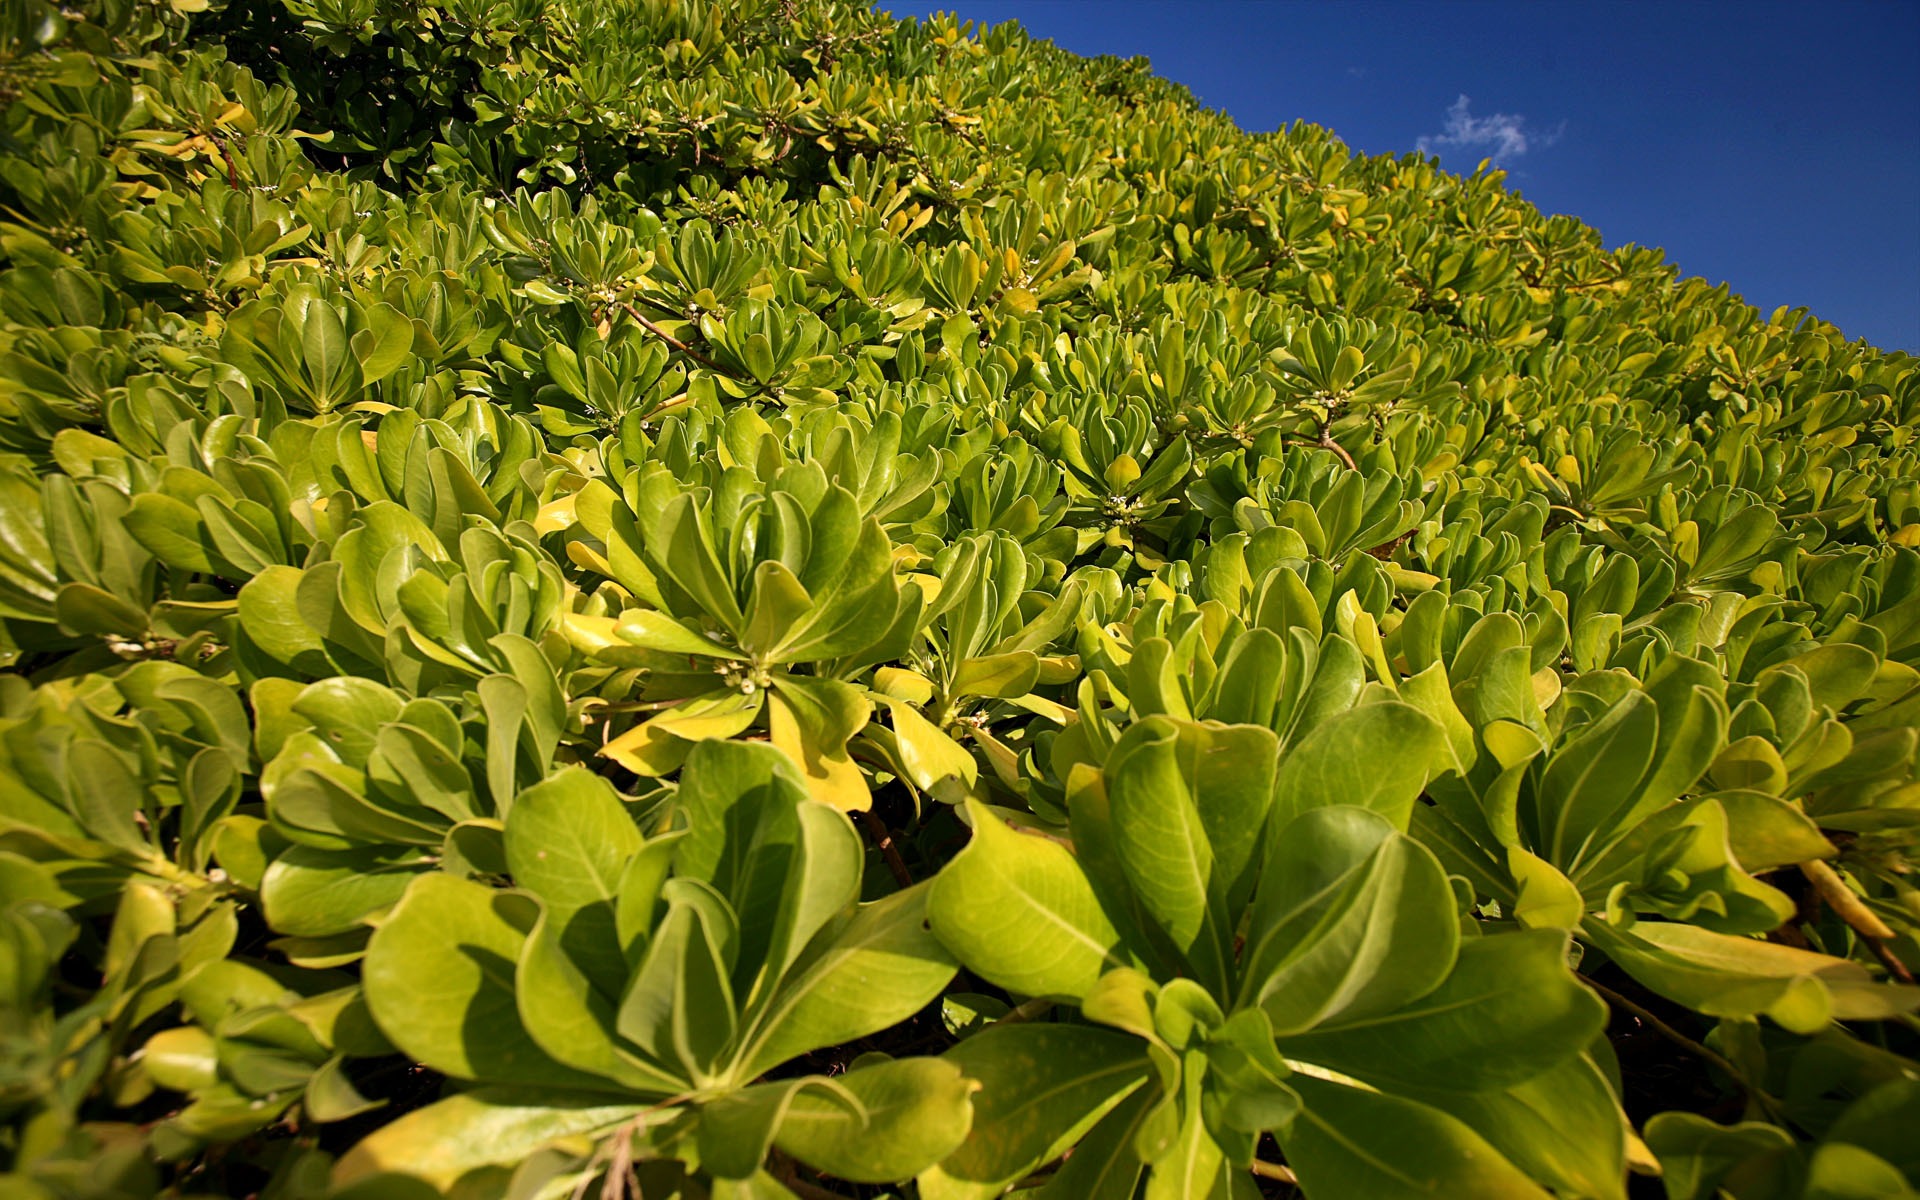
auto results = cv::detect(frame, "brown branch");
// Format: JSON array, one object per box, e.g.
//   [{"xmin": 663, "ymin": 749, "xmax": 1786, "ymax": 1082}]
[
  {"xmin": 211, "ymin": 133, "xmax": 240, "ymax": 189},
  {"xmin": 1318, "ymin": 425, "xmax": 1357, "ymax": 471},
  {"xmin": 993, "ymin": 995, "xmax": 1055, "ymax": 1025},
  {"xmin": 1250, "ymin": 1159, "xmax": 1298, "ymax": 1184},
  {"xmin": 1579, "ymin": 972, "xmax": 1778, "ymax": 1116},
  {"xmin": 1800, "ymin": 860, "xmax": 1916, "ymax": 985},
  {"xmin": 615, "ymin": 301, "xmax": 737, "ymax": 376},
  {"xmin": 856, "ymin": 808, "xmax": 915, "ymax": 889},
  {"xmin": 772, "ymin": 1156, "xmax": 853, "ymax": 1200}
]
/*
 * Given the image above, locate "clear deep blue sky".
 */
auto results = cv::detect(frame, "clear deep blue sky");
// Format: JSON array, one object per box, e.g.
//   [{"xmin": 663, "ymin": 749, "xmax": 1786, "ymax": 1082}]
[{"xmin": 877, "ymin": 1, "xmax": 1920, "ymax": 352}]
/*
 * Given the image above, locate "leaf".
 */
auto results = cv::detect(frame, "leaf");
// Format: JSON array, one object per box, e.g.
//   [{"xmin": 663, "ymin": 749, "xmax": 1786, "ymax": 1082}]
[
  {"xmin": 1281, "ymin": 1074, "xmax": 1552, "ymax": 1199},
  {"xmin": 1507, "ymin": 847, "xmax": 1586, "ymax": 931},
  {"xmin": 617, "ymin": 877, "xmax": 737, "ymax": 1077},
  {"xmin": 928, "ymin": 797, "xmax": 1124, "ymax": 1001},
  {"xmin": 302, "ymin": 297, "xmax": 349, "ymax": 405},
  {"xmin": 363, "ymin": 873, "xmax": 613, "ymax": 1089},
  {"xmin": 355, "ymin": 302, "xmax": 415, "ymax": 385},
  {"xmin": 1269, "ymin": 702, "xmax": 1448, "ymax": 833},
  {"xmin": 514, "ymin": 904, "xmax": 683, "ymax": 1095},
  {"xmin": 261, "ymin": 845, "xmax": 427, "ymax": 938},
  {"xmin": 1410, "ymin": 1054, "xmax": 1628, "ymax": 1200},
  {"xmin": 1028, "ymin": 1087, "xmax": 1154, "ymax": 1200},
  {"xmin": 877, "ymin": 696, "xmax": 979, "ymax": 796},
  {"xmin": 1242, "ymin": 807, "xmax": 1459, "ymax": 1035},
  {"xmin": 1276, "ymin": 929, "xmax": 1606, "ymax": 1093},
  {"xmin": 674, "ymin": 739, "xmax": 859, "ymax": 993},
  {"xmin": 505, "ymin": 767, "xmax": 643, "ymax": 991},
  {"xmin": 1642, "ymin": 1112, "xmax": 1796, "ymax": 1200},
  {"xmin": 53, "ymin": 582, "xmax": 148, "ymax": 637},
  {"xmin": 952, "ymin": 651, "xmax": 1042, "ymax": 699},
  {"xmin": 333, "ymin": 1088, "xmax": 641, "ymax": 1189},
  {"xmin": 1582, "ymin": 919, "xmax": 1920, "ymax": 1033},
  {"xmin": 1146, "ymin": 1048, "xmax": 1226, "ymax": 1200},
  {"xmin": 614, "ymin": 608, "xmax": 746, "ymax": 659},
  {"xmin": 923, "ymin": 1023, "xmax": 1152, "ymax": 1200},
  {"xmin": 1104, "ymin": 719, "xmax": 1231, "ymax": 993},
  {"xmin": 1543, "ymin": 692, "xmax": 1659, "ymax": 869},
  {"xmin": 767, "ymin": 675, "xmax": 872, "ymax": 812},
  {"xmin": 772, "ymin": 1056, "xmax": 978, "ymax": 1184},
  {"xmin": 736, "ymin": 882, "xmax": 957, "ymax": 1078}
]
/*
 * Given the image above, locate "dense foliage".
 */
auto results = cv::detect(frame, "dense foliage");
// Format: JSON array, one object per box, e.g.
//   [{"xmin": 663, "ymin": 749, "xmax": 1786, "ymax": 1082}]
[{"xmin": 3, "ymin": 1, "xmax": 1919, "ymax": 1197}]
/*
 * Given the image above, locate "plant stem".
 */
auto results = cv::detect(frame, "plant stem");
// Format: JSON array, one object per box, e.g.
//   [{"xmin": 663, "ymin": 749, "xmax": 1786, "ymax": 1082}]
[
  {"xmin": 615, "ymin": 301, "xmax": 736, "ymax": 376},
  {"xmin": 1250, "ymin": 1159, "xmax": 1298, "ymax": 1184},
  {"xmin": 857, "ymin": 808, "xmax": 915, "ymax": 888},
  {"xmin": 1579, "ymin": 972, "xmax": 1778, "ymax": 1117},
  {"xmin": 1800, "ymin": 859, "xmax": 1915, "ymax": 984},
  {"xmin": 771, "ymin": 1156, "xmax": 852, "ymax": 1200},
  {"xmin": 1318, "ymin": 426, "xmax": 1357, "ymax": 471},
  {"xmin": 993, "ymin": 995, "xmax": 1055, "ymax": 1024}
]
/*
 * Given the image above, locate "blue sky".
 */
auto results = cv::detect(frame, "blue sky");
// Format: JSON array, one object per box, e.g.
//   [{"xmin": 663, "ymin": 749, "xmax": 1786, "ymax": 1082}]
[{"xmin": 878, "ymin": 1, "xmax": 1920, "ymax": 352}]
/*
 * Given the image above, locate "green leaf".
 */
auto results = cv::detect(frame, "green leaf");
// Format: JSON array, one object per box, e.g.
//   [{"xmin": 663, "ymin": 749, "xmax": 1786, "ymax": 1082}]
[
  {"xmin": 261, "ymin": 845, "xmax": 426, "ymax": 938},
  {"xmin": 1581, "ymin": 919, "xmax": 1920, "ymax": 1033},
  {"xmin": 923, "ymin": 1023, "xmax": 1152, "ymax": 1200},
  {"xmin": 1281, "ymin": 1074, "xmax": 1552, "ymax": 1199},
  {"xmin": 1028, "ymin": 1090, "xmax": 1156, "ymax": 1200},
  {"xmin": 514, "ymin": 904, "xmax": 683, "ymax": 1095},
  {"xmin": 364, "ymin": 873, "xmax": 613, "ymax": 1089},
  {"xmin": 333, "ymin": 1088, "xmax": 641, "ymax": 1190},
  {"xmin": 1507, "ymin": 847, "xmax": 1586, "ymax": 931},
  {"xmin": 302, "ymin": 297, "xmax": 350, "ymax": 405},
  {"xmin": 1643, "ymin": 1112, "xmax": 1796, "ymax": 1200},
  {"xmin": 1276, "ymin": 929, "xmax": 1605, "ymax": 1092},
  {"xmin": 1543, "ymin": 692, "xmax": 1658, "ymax": 869},
  {"xmin": 615, "ymin": 608, "xmax": 746, "ymax": 659},
  {"xmin": 1412, "ymin": 1054, "xmax": 1628, "ymax": 1200},
  {"xmin": 1104, "ymin": 719, "xmax": 1231, "ymax": 994},
  {"xmin": 1269, "ymin": 702, "xmax": 1448, "ymax": 833},
  {"xmin": 505, "ymin": 767, "xmax": 643, "ymax": 992},
  {"xmin": 952, "ymin": 651, "xmax": 1042, "ymax": 699},
  {"xmin": 928, "ymin": 798, "xmax": 1124, "ymax": 1001},
  {"xmin": 674, "ymin": 739, "xmax": 859, "ymax": 993},
  {"xmin": 356, "ymin": 302, "xmax": 415, "ymax": 385},
  {"xmin": 736, "ymin": 882, "xmax": 957, "ymax": 1078},
  {"xmin": 53, "ymin": 582, "xmax": 148, "ymax": 637},
  {"xmin": 877, "ymin": 697, "xmax": 979, "ymax": 796},
  {"xmin": 1242, "ymin": 807, "xmax": 1459, "ymax": 1035},
  {"xmin": 772, "ymin": 1056, "xmax": 977, "ymax": 1184}
]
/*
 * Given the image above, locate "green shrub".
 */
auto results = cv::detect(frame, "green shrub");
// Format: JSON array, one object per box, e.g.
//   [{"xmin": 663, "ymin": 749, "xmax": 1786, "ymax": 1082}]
[{"xmin": 1, "ymin": 1, "xmax": 1916, "ymax": 1197}]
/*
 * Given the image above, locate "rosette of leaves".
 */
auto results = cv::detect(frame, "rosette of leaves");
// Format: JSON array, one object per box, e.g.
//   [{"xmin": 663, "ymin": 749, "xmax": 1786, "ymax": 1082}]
[
  {"xmin": 1034, "ymin": 399, "xmax": 1193, "ymax": 570},
  {"xmin": 1270, "ymin": 315, "xmax": 1416, "ymax": 450},
  {"xmin": 1411, "ymin": 644, "xmax": 1920, "ymax": 1033},
  {"xmin": 0, "ymin": 662, "xmax": 247, "ymax": 901},
  {"xmin": 923, "ymin": 716, "xmax": 1621, "ymax": 1199},
  {"xmin": 697, "ymin": 296, "xmax": 849, "ymax": 406},
  {"xmin": 566, "ymin": 460, "xmax": 916, "ymax": 810},
  {"xmin": 218, "ymin": 276, "xmax": 416, "ymax": 418},
  {"xmin": 1523, "ymin": 423, "xmax": 1699, "ymax": 534},
  {"xmin": 1187, "ymin": 441, "xmax": 1426, "ymax": 561},
  {"xmin": 347, "ymin": 745, "xmax": 973, "ymax": 1196},
  {"xmin": 949, "ymin": 439, "xmax": 1076, "ymax": 566},
  {"xmin": 252, "ymin": 664, "xmax": 569, "ymax": 948},
  {"xmin": 865, "ymin": 532, "xmax": 1083, "ymax": 806},
  {"xmin": 1411, "ymin": 651, "xmax": 1811, "ymax": 926},
  {"xmin": 236, "ymin": 508, "xmax": 564, "ymax": 692},
  {"xmin": 529, "ymin": 317, "xmax": 690, "ymax": 439}
]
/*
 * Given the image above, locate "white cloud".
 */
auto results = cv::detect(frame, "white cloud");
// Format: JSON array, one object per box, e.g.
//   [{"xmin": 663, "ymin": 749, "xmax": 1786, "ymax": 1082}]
[{"xmin": 1416, "ymin": 95, "xmax": 1562, "ymax": 161}]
